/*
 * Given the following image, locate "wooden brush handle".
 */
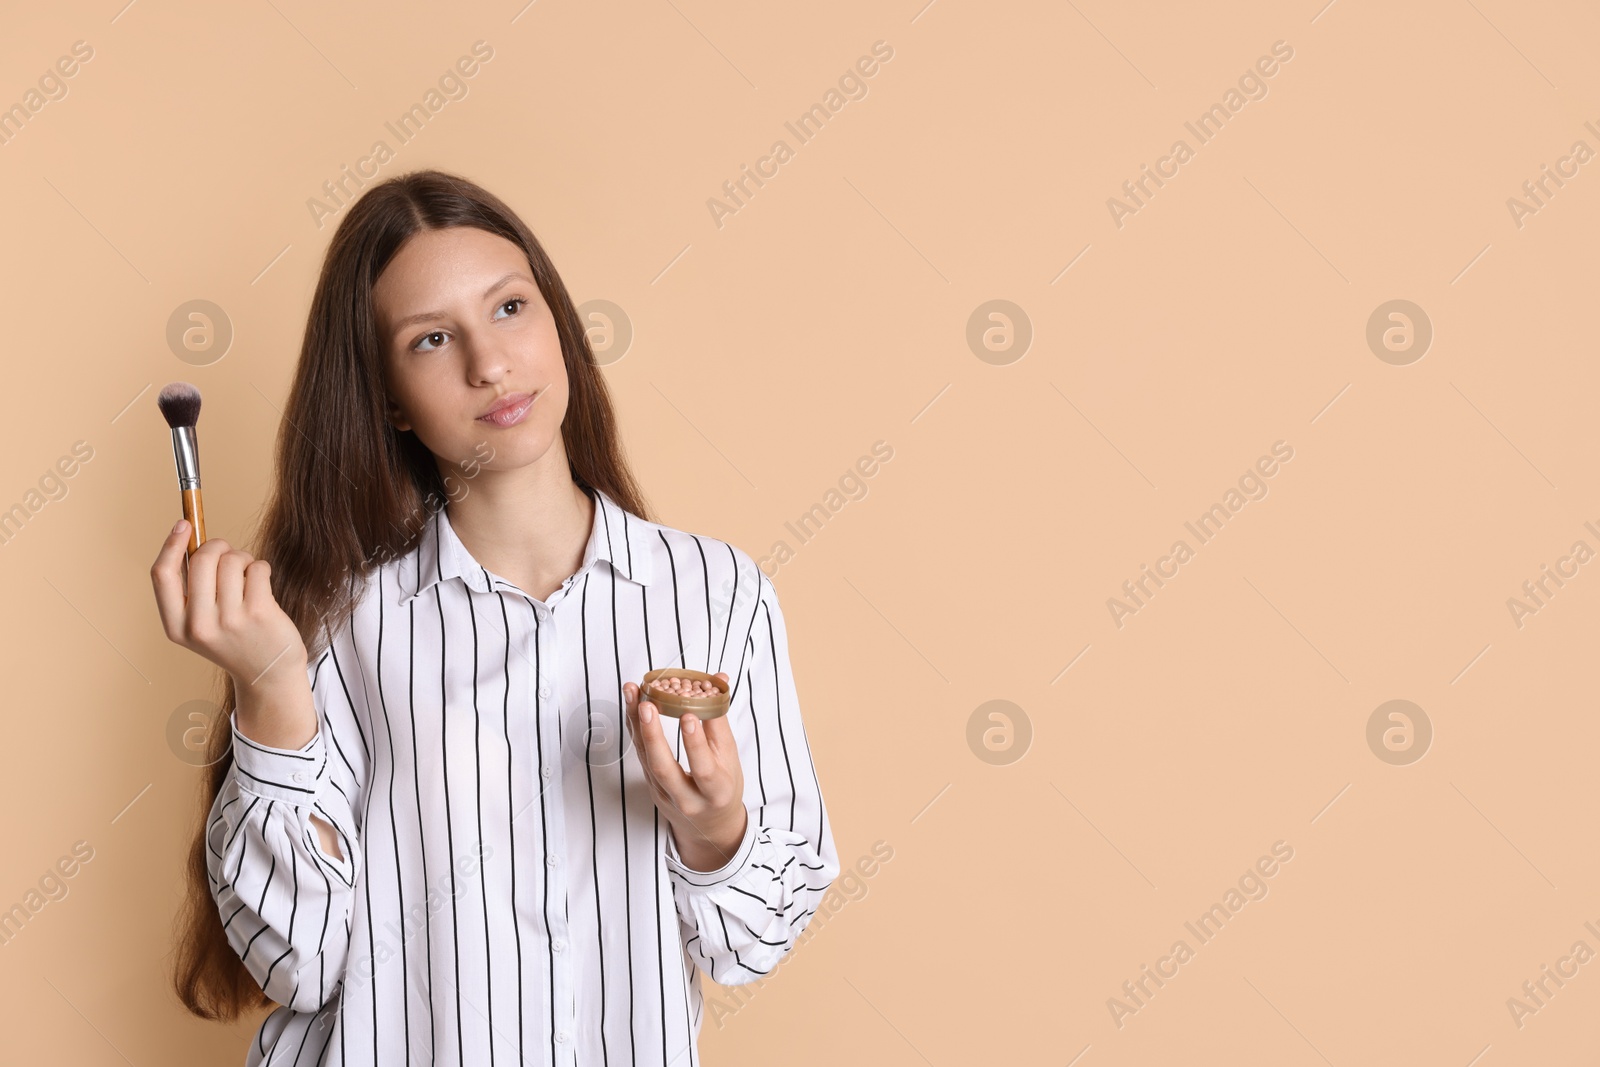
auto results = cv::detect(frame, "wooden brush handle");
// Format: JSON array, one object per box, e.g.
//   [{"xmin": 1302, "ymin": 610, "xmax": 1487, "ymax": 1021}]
[{"xmin": 181, "ymin": 487, "xmax": 206, "ymax": 556}]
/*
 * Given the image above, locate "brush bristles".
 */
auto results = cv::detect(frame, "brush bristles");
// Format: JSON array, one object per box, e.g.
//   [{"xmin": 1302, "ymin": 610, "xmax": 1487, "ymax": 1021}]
[{"xmin": 157, "ymin": 382, "xmax": 202, "ymax": 428}]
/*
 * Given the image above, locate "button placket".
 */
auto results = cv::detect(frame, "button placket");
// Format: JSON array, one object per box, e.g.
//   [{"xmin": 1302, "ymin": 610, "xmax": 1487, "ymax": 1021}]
[{"xmin": 536, "ymin": 610, "xmax": 577, "ymax": 1060}]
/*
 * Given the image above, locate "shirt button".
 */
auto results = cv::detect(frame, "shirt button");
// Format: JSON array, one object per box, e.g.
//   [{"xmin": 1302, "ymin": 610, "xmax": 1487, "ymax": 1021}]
[
  {"xmin": 291, "ymin": 772, "xmax": 307, "ymax": 784},
  {"xmin": 547, "ymin": 854, "xmax": 560, "ymax": 867},
  {"xmin": 542, "ymin": 765, "xmax": 553, "ymax": 780},
  {"xmin": 539, "ymin": 684, "xmax": 552, "ymax": 700},
  {"xmin": 555, "ymin": 1031, "xmax": 568, "ymax": 1044},
  {"xmin": 552, "ymin": 938, "xmax": 565, "ymax": 953}
]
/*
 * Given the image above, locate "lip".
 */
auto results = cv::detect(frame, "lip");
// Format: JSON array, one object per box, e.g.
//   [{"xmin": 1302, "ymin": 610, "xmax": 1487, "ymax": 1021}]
[{"xmin": 477, "ymin": 391, "xmax": 536, "ymax": 427}]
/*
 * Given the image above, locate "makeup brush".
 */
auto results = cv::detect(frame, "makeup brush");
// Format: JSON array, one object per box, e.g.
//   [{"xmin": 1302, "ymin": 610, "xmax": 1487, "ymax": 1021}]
[{"xmin": 157, "ymin": 382, "xmax": 207, "ymax": 556}]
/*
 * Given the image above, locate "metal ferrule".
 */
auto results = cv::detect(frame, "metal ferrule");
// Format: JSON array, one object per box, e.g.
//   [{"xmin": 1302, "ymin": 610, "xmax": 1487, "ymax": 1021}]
[{"xmin": 170, "ymin": 425, "xmax": 202, "ymax": 490}]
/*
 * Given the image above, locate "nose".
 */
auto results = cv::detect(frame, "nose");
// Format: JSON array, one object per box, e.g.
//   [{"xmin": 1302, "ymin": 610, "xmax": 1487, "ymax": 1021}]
[{"xmin": 463, "ymin": 330, "xmax": 512, "ymax": 386}]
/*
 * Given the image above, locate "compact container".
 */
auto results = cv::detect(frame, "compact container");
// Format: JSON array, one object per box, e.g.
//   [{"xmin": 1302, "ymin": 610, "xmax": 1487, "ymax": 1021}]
[{"xmin": 639, "ymin": 667, "xmax": 731, "ymax": 721}]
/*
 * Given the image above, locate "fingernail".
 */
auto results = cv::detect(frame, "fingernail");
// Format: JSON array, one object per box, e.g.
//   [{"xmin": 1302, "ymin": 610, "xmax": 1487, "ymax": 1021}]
[
  {"xmin": 172, "ymin": 519, "xmax": 187, "ymax": 534},
  {"xmin": 641, "ymin": 702, "xmax": 653, "ymax": 724},
  {"xmin": 684, "ymin": 714, "xmax": 697, "ymax": 734}
]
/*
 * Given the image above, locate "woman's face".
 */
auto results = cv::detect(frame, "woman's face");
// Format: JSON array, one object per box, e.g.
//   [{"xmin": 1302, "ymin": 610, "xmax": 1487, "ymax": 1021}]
[{"xmin": 373, "ymin": 225, "xmax": 568, "ymax": 476}]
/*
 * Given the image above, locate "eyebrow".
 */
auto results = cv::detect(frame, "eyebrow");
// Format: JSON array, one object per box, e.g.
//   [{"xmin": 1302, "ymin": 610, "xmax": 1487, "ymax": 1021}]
[{"xmin": 388, "ymin": 272, "xmax": 532, "ymax": 335}]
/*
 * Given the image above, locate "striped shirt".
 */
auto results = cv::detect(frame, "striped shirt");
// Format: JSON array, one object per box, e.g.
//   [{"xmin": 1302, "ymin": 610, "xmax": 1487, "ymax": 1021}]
[{"xmin": 206, "ymin": 485, "xmax": 838, "ymax": 1066}]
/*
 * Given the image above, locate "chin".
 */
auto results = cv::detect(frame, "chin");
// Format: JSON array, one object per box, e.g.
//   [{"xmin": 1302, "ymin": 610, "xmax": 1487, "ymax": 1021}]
[{"xmin": 489, "ymin": 426, "xmax": 558, "ymax": 466}]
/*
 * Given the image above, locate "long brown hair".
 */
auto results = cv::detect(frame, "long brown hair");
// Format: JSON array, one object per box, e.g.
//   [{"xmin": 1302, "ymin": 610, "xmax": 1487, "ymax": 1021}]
[{"xmin": 172, "ymin": 168, "xmax": 652, "ymax": 1021}]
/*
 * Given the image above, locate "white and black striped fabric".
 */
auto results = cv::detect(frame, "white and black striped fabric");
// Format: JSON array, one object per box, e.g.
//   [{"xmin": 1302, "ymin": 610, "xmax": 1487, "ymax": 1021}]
[{"xmin": 205, "ymin": 485, "xmax": 838, "ymax": 1066}]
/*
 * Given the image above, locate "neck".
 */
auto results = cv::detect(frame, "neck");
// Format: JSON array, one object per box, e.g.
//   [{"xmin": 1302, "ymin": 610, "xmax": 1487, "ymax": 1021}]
[{"xmin": 441, "ymin": 455, "xmax": 594, "ymax": 600}]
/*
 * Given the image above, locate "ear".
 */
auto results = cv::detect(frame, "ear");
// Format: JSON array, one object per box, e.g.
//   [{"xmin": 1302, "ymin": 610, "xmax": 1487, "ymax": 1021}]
[{"xmin": 384, "ymin": 395, "xmax": 412, "ymax": 433}]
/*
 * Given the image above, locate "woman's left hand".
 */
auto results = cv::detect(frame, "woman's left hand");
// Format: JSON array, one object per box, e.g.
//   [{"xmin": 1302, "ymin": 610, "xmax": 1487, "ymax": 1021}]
[{"xmin": 624, "ymin": 675, "xmax": 748, "ymax": 873}]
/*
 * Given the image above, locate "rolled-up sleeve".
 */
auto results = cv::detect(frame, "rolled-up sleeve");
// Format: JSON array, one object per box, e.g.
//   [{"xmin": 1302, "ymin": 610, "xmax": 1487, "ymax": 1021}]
[
  {"xmin": 665, "ymin": 571, "xmax": 839, "ymax": 985},
  {"xmin": 206, "ymin": 638, "xmax": 367, "ymax": 1011}
]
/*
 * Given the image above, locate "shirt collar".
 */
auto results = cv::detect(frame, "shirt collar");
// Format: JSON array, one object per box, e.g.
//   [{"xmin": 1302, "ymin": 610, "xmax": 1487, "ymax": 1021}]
[{"xmin": 391, "ymin": 486, "xmax": 654, "ymax": 608}]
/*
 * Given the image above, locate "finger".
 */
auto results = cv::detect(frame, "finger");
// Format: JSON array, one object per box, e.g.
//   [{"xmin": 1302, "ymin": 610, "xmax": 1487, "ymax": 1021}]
[
  {"xmin": 700, "ymin": 705, "xmax": 737, "ymax": 755},
  {"xmin": 151, "ymin": 520, "xmax": 193, "ymax": 641},
  {"xmin": 632, "ymin": 695, "xmax": 693, "ymax": 799},
  {"xmin": 243, "ymin": 558, "xmax": 275, "ymax": 611},
  {"xmin": 680, "ymin": 712, "xmax": 717, "ymax": 782},
  {"xmin": 622, "ymin": 681, "xmax": 640, "ymax": 750},
  {"xmin": 216, "ymin": 549, "xmax": 250, "ymax": 622},
  {"xmin": 701, "ymin": 672, "xmax": 736, "ymax": 753},
  {"xmin": 183, "ymin": 537, "xmax": 230, "ymax": 636},
  {"xmin": 636, "ymin": 697, "xmax": 694, "ymax": 790},
  {"xmin": 622, "ymin": 681, "xmax": 645, "ymax": 746}
]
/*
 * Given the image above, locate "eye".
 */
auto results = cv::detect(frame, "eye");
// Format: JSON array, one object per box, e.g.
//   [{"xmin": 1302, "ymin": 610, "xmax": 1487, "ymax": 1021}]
[
  {"xmin": 494, "ymin": 296, "xmax": 529, "ymax": 320},
  {"xmin": 410, "ymin": 297, "xmax": 527, "ymax": 352}
]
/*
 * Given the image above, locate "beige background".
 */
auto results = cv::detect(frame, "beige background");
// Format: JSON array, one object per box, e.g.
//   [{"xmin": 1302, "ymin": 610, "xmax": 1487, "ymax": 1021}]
[{"xmin": 1, "ymin": 0, "xmax": 1596, "ymax": 1062}]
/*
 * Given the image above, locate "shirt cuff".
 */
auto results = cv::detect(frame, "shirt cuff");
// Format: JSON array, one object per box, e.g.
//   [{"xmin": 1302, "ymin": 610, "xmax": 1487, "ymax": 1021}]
[
  {"xmin": 664, "ymin": 812, "xmax": 758, "ymax": 890},
  {"xmin": 229, "ymin": 710, "xmax": 327, "ymax": 805}
]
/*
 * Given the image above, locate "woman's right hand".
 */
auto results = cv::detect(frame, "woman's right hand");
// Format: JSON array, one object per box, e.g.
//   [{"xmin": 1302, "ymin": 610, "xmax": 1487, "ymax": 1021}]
[{"xmin": 151, "ymin": 519, "xmax": 310, "ymax": 698}]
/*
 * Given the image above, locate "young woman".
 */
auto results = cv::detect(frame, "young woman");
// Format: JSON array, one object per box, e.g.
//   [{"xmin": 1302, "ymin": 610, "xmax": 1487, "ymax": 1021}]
[{"xmin": 152, "ymin": 170, "xmax": 838, "ymax": 1066}]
